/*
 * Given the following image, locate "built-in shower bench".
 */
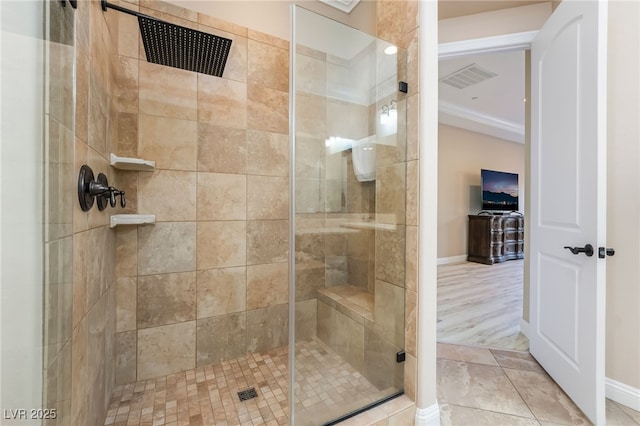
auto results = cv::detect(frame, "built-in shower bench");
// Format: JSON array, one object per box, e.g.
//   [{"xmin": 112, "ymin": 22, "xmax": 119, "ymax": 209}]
[
  {"xmin": 316, "ymin": 284, "xmax": 401, "ymax": 390},
  {"xmin": 317, "ymin": 284, "xmax": 374, "ymax": 325}
]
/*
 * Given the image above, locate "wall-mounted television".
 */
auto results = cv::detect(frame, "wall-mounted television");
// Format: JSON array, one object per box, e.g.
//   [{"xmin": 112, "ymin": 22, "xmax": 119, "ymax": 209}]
[{"xmin": 481, "ymin": 169, "xmax": 519, "ymax": 212}]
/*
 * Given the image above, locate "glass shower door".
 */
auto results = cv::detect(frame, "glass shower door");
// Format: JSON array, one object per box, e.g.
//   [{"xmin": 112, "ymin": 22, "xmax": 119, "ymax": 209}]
[
  {"xmin": 1, "ymin": 1, "xmax": 74, "ymax": 424},
  {"xmin": 291, "ymin": 6, "xmax": 407, "ymax": 424}
]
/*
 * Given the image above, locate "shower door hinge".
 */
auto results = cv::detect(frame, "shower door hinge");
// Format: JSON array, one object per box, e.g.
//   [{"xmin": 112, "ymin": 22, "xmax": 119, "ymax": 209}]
[
  {"xmin": 399, "ymin": 81, "xmax": 408, "ymax": 93},
  {"xmin": 60, "ymin": 0, "xmax": 77, "ymax": 8},
  {"xmin": 396, "ymin": 350, "xmax": 406, "ymax": 363}
]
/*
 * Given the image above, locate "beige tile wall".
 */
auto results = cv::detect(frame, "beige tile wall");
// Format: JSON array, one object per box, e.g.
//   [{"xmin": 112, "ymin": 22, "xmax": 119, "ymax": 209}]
[
  {"xmin": 68, "ymin": 1, "xmax": 121, "ymax": 425},
  {"xmin": 112, "ymin": 0, "xmax": 290, "ymax": 384},
  {"xmin": 376, "ymin": 0, "xmax": 421, "ymax": 403}
]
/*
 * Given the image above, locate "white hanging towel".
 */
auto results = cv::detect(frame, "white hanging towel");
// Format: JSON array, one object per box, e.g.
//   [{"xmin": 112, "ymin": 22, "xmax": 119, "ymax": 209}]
[{"xmin": 351, "ymin": 137, "xmax": 376, "ymax": 182}]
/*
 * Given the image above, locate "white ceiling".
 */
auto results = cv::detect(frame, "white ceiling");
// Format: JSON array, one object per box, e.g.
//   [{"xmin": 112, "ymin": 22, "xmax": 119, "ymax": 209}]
[
  {"xmin": 438, "ymin": 0, "xmax": 548, "ymax": 20},
  {"xmin": 439, "ymin": 50, "xmax": 526, "ymax": 143}
]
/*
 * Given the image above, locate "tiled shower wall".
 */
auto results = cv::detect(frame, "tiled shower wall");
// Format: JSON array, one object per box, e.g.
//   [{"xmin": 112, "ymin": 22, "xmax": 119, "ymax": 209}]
[
  {"xmin": 376, "ymin": 0, "xmax": 421, "ymax": 402},
  {"xmin": 111, "ymin": 0, "xmax": 291, "ymax": 384},
  {"xmin": 294, "ymin": 45, "xmax": 374, "ymax": 304},
  {"xmin": 70, "ymin": 0, "xmax": 121, "ymax": 425}
]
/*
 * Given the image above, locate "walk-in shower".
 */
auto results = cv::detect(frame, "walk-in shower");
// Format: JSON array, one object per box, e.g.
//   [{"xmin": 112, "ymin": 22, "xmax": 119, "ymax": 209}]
[{"xmin": 2, "ymin": 1, "xmax": 408, "ymax": 425}]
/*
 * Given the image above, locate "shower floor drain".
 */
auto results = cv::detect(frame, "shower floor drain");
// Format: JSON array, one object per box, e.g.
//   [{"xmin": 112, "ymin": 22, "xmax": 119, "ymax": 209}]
[{"xmin": 237, "ymin": 387, "xmax": 258, "ymax": 401}]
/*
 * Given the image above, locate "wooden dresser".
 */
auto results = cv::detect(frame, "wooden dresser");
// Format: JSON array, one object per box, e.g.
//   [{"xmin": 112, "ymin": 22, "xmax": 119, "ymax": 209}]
[{"xmin": 467, "ymin": 214, "xmax": 524, "ymax": 265}]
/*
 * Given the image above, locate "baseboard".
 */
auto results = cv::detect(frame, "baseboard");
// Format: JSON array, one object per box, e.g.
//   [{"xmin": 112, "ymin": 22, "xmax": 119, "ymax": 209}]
[
  {"xmin": 415, "ymin": 402, "xmax": 440, "ymax": 426},
  {"xmin": 519, "ymin": 319, "xmax": 529, "ymax": 338},
  {"xmin": 606, "ymin": 377, "xmax": 640, "ymax": 411},
  {"xmin": 437, "ymin": 255, "xmax": 467, "ymax": 265}
]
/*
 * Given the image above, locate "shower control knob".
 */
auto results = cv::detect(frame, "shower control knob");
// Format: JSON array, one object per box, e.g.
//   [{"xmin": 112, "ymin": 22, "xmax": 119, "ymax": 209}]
[
  {"xmin": 77, "ymin": 165, "xmax": 127, "ymax": 211},
  {"xmin": 107, "ymin": 188, "xmax": 126, "ymax": 208}
]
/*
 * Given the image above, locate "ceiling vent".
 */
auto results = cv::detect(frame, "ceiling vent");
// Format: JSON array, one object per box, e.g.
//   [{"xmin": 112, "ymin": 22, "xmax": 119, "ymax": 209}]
[{"xmin": 439, "ymin": 63, "xmax": 497, "ymax": 89}]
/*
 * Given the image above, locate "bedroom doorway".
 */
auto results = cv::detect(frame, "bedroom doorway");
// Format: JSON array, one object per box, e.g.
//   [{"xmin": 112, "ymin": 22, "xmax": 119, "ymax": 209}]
[{"xmin": 436, "ymin": 44, "xmax": 529, "ymax": 352}]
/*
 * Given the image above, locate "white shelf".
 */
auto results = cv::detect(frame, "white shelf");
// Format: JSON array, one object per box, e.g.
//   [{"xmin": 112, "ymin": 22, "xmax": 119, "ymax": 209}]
[
  {"xmin": 110, "ymin": 214, "xmax": 156, "ymax": 228},
  {"xmin": 110, "ymin": 153, "xmax": 155, "ymax": 171}
]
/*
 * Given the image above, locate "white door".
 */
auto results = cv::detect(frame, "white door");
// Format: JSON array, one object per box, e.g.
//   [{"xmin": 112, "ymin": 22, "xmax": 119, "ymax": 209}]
[{"xmin": 530, "ymin": 0, "xmax": 607, "ymax": 424}]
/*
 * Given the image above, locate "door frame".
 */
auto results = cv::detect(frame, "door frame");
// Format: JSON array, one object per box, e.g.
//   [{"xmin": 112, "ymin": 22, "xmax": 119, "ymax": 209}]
[
  {"xmin": 436, "ymin": 29, "xmax": 537, "ymax": 342},
  {"xmin": 426, "ymin": 17, "xmax": 610, "ymax": 421},
  {"xmin": 417, "ymin": 3, "xmax": 608, "ymax": 421}
]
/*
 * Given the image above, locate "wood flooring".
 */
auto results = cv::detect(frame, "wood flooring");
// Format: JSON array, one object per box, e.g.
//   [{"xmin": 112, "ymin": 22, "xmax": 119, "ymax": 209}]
[{"xmin": 437, "ymin": 260, "xmax": 529, "ymax": 350}]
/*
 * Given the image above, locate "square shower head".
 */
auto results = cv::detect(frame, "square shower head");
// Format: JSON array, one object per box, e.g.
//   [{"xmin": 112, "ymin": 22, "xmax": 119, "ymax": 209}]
[{"xmin": 138, "ymin": 15, "xmax": 232, "ymax": 77}]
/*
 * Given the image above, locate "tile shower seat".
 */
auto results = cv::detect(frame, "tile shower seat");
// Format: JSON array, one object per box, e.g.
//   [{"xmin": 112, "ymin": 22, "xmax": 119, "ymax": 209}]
[{"xmin": 317, "ymin": 284, "xmax": 374, "ymax": 325}]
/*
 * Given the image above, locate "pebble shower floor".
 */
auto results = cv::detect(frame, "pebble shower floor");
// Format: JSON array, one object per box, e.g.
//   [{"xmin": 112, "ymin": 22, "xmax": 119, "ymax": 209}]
[{"xmin": 104, "ymin": 339, "xmax": 393, "ymax": 426}]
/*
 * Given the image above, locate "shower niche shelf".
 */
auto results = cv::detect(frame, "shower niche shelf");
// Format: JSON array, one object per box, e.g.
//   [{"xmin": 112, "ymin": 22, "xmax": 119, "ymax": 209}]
[
  {"xmin": 110, "ymin": 214, "xmax": 156, "ymax": 229},
  {"xmin": 110, "ymin": 153, "xmax": 155, "ymax": 171}
]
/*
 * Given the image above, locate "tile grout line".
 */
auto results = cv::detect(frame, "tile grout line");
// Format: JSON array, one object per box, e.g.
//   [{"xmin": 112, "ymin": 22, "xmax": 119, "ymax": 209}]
[{"xmin": 499, "ymin": 361, "xmax": 549, "ymax": 425}]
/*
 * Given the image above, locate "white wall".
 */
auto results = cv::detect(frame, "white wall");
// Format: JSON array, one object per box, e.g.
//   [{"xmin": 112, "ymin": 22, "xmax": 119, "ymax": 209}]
[
  {"xmin": 438, "ymin": 124, "xmax": 525, "ymax": 259},
  {"xmin": 605, "ymin": 0, "xmax": 640, "ymax": 393},
  {"xmin": 0, "ymin": 1, "xmax": 44, "ymax": 422}
]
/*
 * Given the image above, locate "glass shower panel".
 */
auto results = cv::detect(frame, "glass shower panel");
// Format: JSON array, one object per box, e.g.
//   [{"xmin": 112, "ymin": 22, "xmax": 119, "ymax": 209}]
[
  {"xmin": 43, "ymin": 1, "xmax": 75, "ymax": 424},
  {"xmin": 292, "ymin": 6, "xmax": 406, "ymax": 424},
  {"xmin": 1, "ymin": 0, "xmax": 74, "ymax": 424}
]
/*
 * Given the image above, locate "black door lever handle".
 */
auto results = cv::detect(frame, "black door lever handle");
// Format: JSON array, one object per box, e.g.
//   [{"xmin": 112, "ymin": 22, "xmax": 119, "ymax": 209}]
[{"xmin": 564, "ymin": 244, "xmax": 594, "ymax": 257}]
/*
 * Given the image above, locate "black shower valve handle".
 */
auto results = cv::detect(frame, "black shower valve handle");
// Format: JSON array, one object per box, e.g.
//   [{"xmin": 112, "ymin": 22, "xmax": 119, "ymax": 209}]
[
  {"xmin": 112, "ymin": 189, "xmax": 126, "ymax": 208},
  {"xmin": 109, "ymin": 188, "xmax": 117, "ymax": 208},
  {"xmin": 105, "ymin": 187, "xmax": 126, "ymax": 208}
]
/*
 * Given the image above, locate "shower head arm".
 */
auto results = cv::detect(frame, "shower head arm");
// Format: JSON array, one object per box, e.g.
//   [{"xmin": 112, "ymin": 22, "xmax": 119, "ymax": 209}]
[{"xmin": 101, "ymin": 0, "xmax": 139, "ymax": 17}]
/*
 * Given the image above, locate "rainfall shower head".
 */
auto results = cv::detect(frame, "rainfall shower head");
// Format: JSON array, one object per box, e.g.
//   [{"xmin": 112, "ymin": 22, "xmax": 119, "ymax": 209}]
[{"xmin": 101, "ymin": 0, "xmax": 232, "ymax": 78}]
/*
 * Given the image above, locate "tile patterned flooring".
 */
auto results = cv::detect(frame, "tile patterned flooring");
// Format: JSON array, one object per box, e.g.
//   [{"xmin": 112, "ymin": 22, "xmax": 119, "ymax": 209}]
[
  {"xmin": 104, "ymin": 337, "xmax": 640, "ymax": 425},
  {"xmin": 105, "ymin": 260, "xmax": 640, "ymax": 426},
  {"xmin": 437, "ymin": 342, "xmax": 640, "ymax": 426},
  {"xmin": 104, "ymin": 346, "xmax": 288, "ymax": 426},
  {"xmin": 104, "ymin": 338, "xmax": 396, "ymax": 426},
  {"xmin": 438, "ymin": 260, "xmax": 529, "ymax": 350}
]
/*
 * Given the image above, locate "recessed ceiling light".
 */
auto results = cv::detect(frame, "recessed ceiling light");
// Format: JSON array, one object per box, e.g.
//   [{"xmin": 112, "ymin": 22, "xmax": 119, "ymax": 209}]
[{"xmin": 384, "ymin": 45, "xmax": 397, "ymax": 55}]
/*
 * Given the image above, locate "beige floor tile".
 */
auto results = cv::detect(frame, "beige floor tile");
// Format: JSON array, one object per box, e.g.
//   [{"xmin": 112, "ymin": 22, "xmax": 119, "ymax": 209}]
[
  {"xmin": 606, "ymin": 400, "xmax": 640, "ymax": 426},
  {"xmin": 437, "ymin": 342, "xmax": 499, "ymax": 366},
  {"xmin": 503, "ymin": 367, "xmax": 590, "ymax": 425},
  {"xmin": 106, "ymin": 339, "xmax": 402, "ymax": 426},
  {"xmin": 440, "ymin": 403, "xmax": 540, "ymax": 425},
  {"xmin": 437, "ymin": 358, "xmax": 534, "ymax": 418},
  {"xmin": 490, "ymin": 348, "xmax": 546, "ymax": 373}
]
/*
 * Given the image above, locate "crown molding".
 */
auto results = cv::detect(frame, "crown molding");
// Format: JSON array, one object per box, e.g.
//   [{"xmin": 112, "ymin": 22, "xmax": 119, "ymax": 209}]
[
  {"xmin": 439, "ymin": 100, "xmax": 525, "ymax": 143},
  {"xmin": 318, "ymin": 0, "xmax": 361, "ymax": 13},
  {"xmin": 439, "ymin": 30, "xmax": 538, "ymax": 60}
]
